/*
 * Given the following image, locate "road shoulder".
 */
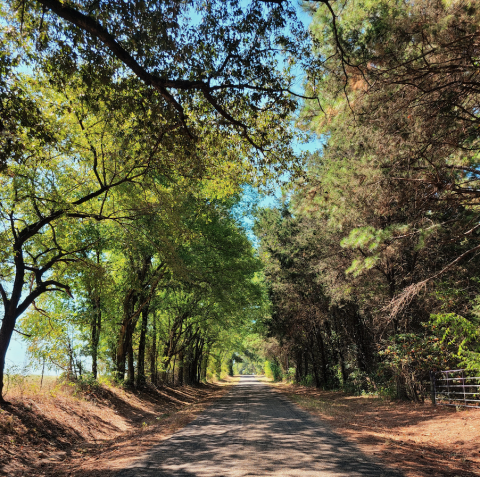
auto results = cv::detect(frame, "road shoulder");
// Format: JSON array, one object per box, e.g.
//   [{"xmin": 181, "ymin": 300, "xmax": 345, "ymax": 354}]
[
  {"xmin": 267, "ymin": 380, "xmax": 480, "ymax": 477},
  {"xmin": 0, "ymin": 379, "xmax": 235, "ymax": 477}
]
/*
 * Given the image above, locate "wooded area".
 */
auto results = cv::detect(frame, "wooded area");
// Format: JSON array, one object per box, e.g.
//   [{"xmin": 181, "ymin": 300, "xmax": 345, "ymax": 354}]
[
  {"xmin": 1, "ymin": 0, "xmax": 480, "ymax": 406},
  {"xmin": 256, "ymin": 0, "xmax": 480, "ymax": 400}
]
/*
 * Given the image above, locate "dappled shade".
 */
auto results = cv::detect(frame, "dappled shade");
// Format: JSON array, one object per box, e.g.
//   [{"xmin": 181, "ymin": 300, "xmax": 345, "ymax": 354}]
[{"xmin": 117, "ymin": 377, "xmax": 403, "ymax": 477}]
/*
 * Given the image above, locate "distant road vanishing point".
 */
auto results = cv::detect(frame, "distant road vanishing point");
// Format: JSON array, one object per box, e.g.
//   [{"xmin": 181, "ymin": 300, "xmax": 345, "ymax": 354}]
[{"xmin": 117, "ymin": 376, "xmax": 403, "ymax": 477}]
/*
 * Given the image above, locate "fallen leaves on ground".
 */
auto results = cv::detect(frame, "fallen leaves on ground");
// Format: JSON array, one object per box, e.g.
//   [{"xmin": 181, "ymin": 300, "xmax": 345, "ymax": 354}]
[
  {"xmin": 0, "ymin": 378, "xmax": 234, "ymax": 476},
  {"xmin": 270, "ymin": 381, "xmax": 480, "ymax": 477}
]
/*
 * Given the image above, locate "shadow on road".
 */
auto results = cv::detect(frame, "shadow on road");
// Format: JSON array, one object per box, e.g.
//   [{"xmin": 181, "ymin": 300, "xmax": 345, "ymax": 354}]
[{"xmin": 116, "ymin": 376, "xmax": 403, "ymax": 476}]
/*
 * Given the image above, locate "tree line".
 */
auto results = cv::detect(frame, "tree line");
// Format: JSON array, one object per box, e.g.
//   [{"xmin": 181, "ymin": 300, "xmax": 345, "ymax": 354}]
[
  {"xmin": 0, "ymin": 0, "xmax": 310, "ymax": 403},
  {"xmin": 2, "ymin": 0, "xmax": 480, "ymax": 405},
  {"xmin": 255, "ymin": 0, "xmax": 480, "ymax": 400}
]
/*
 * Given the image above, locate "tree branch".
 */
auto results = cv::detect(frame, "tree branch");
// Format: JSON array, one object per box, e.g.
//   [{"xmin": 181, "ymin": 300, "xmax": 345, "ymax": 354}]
[
  {"xmin": 13, "ymin": 328, "xmax": 32, "ymax": 338},
  {"xmin": 36, "ymin": 0, "xmax": 304, "ymax": 146},
  {"xmin": 0, "ymin": 284, "xmax": 8, "ymax": 309}
]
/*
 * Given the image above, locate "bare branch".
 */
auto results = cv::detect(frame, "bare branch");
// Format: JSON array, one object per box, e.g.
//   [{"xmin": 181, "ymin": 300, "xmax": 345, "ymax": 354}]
[
  {"xmin": 13, "ymin": 328, "xmax": 32, "ymax": 338},
  {"xmin": 387, "ymin": 243, "xmax": 480, "ymax": 317}
]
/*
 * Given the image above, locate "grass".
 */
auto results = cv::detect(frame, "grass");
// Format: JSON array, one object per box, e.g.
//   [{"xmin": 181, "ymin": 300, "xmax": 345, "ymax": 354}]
[{"xmin": 3, "ymin": 374, "xmax": 58, "ymax": 399}]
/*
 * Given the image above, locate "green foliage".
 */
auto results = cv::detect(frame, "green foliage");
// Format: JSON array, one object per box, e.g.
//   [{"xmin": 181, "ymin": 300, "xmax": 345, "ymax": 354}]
[
  {"xmin": 431, "ymin": 313, "xmax": 480, "ymax": 370},
  {"xmin": 20, "ymin": 297, "xmax": 85, "ymax": 377},
  {"xmin": 15, "ymin": 180, "xmax": 269, "ymax": 386},
  {"xmin": 253, "ymin": 0, "xmax": 480, "ymax": 403},
  {"xmin": 299, "ymin": 374, "xmax": 314, "ymax": 387},
  {"xmin": 5, "ymin": 0, "xmax": 311, "ymax": 180},
  {"xmin": 380, "ymin": 329, "xmax": 457, "ymax": 375},
  {"xmin": 264, "ymin": 360, "xmax": 282, "ymax": 381},
  {"xmin": 2, "ymin": 0, "xmax": 480, "ymax": 407},
  {"xmin": 284, "ymin": 367, "xmax": 296, "ymax": 383},
  {"xmin": 0, "ymin": 0, "xmax": 313, "ymax": 399},
  {"xmin": 342, "ymin": 370, "xmax": 375, "ymax": 396}
]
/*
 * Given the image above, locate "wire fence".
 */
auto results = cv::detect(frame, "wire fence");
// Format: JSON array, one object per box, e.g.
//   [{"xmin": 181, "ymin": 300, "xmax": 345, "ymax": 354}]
[{"xmin": 430, "ymin": 369, "xmax": 480, "ymax": 409}]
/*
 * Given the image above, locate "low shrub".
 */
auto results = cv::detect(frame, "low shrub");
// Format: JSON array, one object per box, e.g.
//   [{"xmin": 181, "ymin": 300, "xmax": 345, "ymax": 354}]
[{"xmin": 264, "ymin": 360, "xmax": 282, "ymax": 381}]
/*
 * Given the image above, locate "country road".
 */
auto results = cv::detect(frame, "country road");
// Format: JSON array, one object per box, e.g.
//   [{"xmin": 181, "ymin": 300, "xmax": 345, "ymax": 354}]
[{"xmin": 116, "ymin": 376, "xmax": 403, "ymax": 477}]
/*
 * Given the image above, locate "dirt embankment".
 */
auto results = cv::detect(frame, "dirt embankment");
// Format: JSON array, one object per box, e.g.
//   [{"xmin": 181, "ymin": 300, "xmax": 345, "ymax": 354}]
[
  {"xmin": 0, "ymin": 378, "xmax": 233, "ymax": 477},
  {"xmin": 270, "ymin": 381, "xmax": 480, "ymax": 477}
]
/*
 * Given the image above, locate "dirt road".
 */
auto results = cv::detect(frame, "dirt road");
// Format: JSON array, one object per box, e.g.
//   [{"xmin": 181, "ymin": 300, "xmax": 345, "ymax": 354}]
[{"xmin": 116, "ymin": 376, "xmax": 403, "ymax": 476}]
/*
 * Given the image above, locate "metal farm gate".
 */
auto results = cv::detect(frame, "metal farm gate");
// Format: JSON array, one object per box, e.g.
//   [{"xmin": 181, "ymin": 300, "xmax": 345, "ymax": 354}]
[{"xmin": 430, "ymin": 369, "xmax": 480, "ymax": 408}]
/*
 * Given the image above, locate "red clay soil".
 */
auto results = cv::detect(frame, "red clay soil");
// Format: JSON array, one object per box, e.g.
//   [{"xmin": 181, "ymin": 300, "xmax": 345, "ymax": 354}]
[
  {"xmin": 0, "ymin": 380, "xmax": 231, "ymax": 477},
  {"xmin": 271, "ymin": 382, "xmax": 480, "ymax": 477},
  {"xmin": 3, "ymin": 377, "xmax": 478, "ymax": 477}
]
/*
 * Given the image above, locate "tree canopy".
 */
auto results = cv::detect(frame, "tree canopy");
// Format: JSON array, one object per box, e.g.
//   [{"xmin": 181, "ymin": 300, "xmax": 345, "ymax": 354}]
[
  {"xmin": 2, "ymin": 0, "xmax": 480, "ymax": 405},
  {"xmin": 253, "ymin": 0, "xmax": 480, "ymax": 399},
  {"xmin": 1, "ymin": 0, "xmax": 309, "ymax": 401}
]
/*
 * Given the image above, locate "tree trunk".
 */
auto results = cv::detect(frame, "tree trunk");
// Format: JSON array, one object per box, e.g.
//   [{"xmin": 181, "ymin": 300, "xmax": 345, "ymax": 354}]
[
  {"xmin": 295, "ymin": 350, "xmax": 303, "ymax": 383},
  {"xmin": 309, "ymin": 339, "xmax": 321, "ymax": 388},
  {"xmin": 338, "ymin": 348, "xmax": 348, "ymax": 385},
  {"xmin": 0, "ymin": 249, "xmax": 26, "ymax": 403},
  {"xmin": 0, "ymin": 309, "xmax": 16, "ymax": 404},
  {"xmin": 345, "ymin": 305, "xmax": 374, "ymax": 374},
  {"xmin": 116, "ymin": 288, "xmax": 136, "ymax": 382},
  {"xmin": 316, "ymin": 328, "xmax": 328, "ymax": 385},
  {"xmin": 150, "ymin": 312, "xmax": 157, "ymax": 385},
  {"xmin": 197, "ymin": 340, "xmax": 205, "ymax": 384},
  {"xmin": 177, "ymin": 350, "xmax": 184, "ymax": 386},
  {"xmin": 90, "ymin": 250, "xmax": 102, "ymax": 380},
  {"xmin": 136, "ymin": 302, "xmax": 149, "ymax": 388},
  {"xmin": 126, "ymin": 334, "xmax": 135, "ymax": 387},
  {"xmin": 91, "ymin": 294, "xmax": 101, "ymax": 379},
  {"xmin": 116, "ymin": 255, "xmax": 152, "ymax": 383}
]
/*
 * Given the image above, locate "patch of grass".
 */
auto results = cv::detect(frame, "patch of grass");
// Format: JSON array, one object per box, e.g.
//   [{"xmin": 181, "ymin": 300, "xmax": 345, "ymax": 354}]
[
  {"xmin": 3, "ymin": 374, "xmax": 59, "ymax": 400},
  {"xmin": 287, "ymin": 392, "xmax": 352, "ymax": 419}
]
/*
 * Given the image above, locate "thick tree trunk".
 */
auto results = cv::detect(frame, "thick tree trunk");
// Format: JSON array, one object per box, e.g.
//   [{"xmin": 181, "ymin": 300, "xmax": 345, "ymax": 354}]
[
  {"xmin": 116, "ymin": 289, "xmax": 137, "ymax": 382},
  {"xmin": 172, "ymin": 355, "xmax": 176, "ymax": 385},
  {"xmin": 0, "ymin": 248, "xmax": 26, "ymax": 404},
  {"xmin": 115, "ymin": 350, "xmax": 126, "ymax": 383},
  {"xmin": 0, "ymin": 309, "xmax": 16, "ymax": 404},
  {"xmin": 125, "ymin": 310, "xmax": 140, "ymax": 387}
]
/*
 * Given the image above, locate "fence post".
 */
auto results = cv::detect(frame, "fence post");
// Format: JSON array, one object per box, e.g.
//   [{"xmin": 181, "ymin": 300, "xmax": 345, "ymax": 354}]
[{"xmin": 430, "ymin": 371, "xmax": 436, "ymax": 406}]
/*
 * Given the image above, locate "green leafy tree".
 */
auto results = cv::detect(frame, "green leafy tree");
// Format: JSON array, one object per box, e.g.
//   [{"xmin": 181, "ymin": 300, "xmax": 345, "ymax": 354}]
[{"xmin": 0, "ymin": 0, "xmax": 312, "ymax": 402}]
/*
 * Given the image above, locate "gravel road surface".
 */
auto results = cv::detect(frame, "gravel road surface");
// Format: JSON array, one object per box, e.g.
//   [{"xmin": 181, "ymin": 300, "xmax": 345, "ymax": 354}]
[{"xmin": 117, "ymin": 376, "xmax": 403, "ymax": 477}]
